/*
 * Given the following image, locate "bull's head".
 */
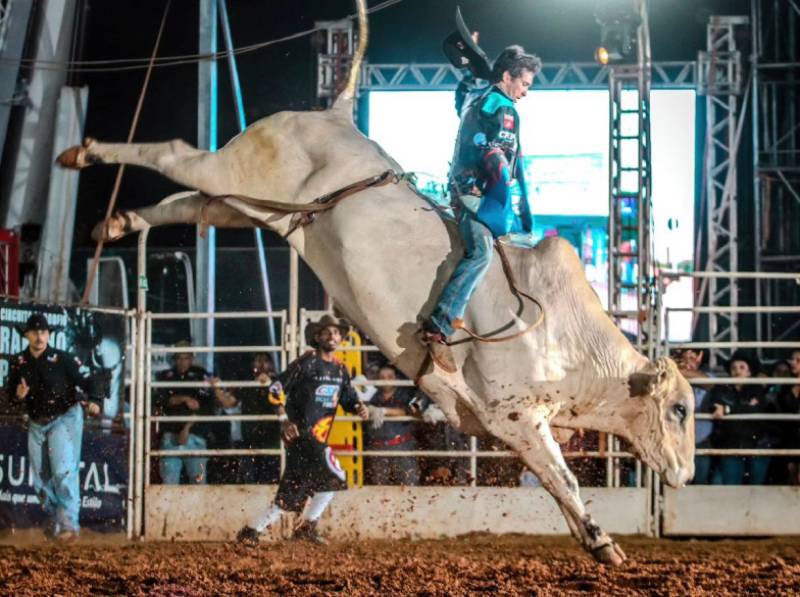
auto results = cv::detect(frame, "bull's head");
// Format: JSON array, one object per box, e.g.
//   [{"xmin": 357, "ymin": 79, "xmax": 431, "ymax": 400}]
[{"xmin": 626, "ymin": 357, "xmax": 695, "ymax": 487}]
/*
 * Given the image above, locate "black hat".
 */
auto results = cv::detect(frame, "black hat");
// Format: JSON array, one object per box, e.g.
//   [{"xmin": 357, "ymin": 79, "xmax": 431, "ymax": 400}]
[
  {"xmin": 726, "ymin": 349, "xmax": 761, "ymax": 377},
  {"xmin": 305, "ymin": 314, "xmax": 350, "ymax": 349},
  {"xmin": 442, "ymin": 7, "xmax": 492, "ymax": 80},
  {"xmin": 21, "ymin": 313, "xmax": 54, "ymax": 334}
]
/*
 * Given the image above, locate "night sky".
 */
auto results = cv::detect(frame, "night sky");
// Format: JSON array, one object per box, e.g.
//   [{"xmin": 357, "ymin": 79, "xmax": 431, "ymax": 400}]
[{"xmin": 71, "ymin": 0, "xmax": 748, "ymax": 249}]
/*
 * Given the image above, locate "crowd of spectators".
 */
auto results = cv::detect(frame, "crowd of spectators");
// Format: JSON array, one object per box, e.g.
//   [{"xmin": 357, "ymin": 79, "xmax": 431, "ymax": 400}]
[
  {"xmin": 149, "ymin": 338, "xmax": 800, "ymax": 488},
  {"xmin": 674, "ymin": 346, "xmax": 800, "ymax": 486}
]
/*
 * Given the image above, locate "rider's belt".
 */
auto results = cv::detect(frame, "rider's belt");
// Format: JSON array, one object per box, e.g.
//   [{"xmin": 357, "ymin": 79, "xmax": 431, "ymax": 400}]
[{"xmin": 370, "ymin": 432, "xmax": 414, "ymax": 448}]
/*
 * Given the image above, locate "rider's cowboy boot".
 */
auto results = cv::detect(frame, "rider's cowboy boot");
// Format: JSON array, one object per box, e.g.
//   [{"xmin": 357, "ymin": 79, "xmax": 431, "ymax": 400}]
[{"xmin": 420, "ymin": 322, "xmax": 457, "ymax": 374}]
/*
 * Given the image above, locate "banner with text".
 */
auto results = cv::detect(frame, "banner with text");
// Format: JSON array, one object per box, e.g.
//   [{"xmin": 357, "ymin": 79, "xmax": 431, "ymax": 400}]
[{"xmin": 0, "ymin": 421, "xmax": 127, "ymax": 530}]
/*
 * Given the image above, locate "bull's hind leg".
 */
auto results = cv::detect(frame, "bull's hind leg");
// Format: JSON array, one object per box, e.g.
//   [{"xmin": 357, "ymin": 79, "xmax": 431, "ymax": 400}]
[
  {"xmin": 479, "ymin": 409, "xmax": 627, "ymax": 567},
  {"xmin": 92, "ymin": 191, "xmax": 256, "ymax": 241},
  {"xmin": 57, "ymin": 138, "xmax": 234, "ymax": 195}
]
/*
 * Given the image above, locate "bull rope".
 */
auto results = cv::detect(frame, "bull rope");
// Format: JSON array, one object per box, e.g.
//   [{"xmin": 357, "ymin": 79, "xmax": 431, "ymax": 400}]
[
  {"xmin": 449, "ymin": 240, "xmax": 545, "ymax": 344},
  {"xmin": 81, "ymin": 1, "xmax": 172, "ymax": 306},
  {"xmin": 202, "ymin": 168, "xmax": 545, "ymax": 346}
]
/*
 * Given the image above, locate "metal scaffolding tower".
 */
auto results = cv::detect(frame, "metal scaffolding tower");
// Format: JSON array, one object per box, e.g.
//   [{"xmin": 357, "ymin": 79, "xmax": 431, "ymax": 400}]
[
  {"xmin": 697, "ymin": 16, "xmax": 748, "ymax": 367},
  {"xmin": 606, "ymin": 1, "xmax": 655, "ymax": 356},
  {"xmin": 316, "ymin": 17, "xmax": 357, "ymax": 105},
  {"xmin": 752, "ymin": 0, "xmax": 800, "ymax": 346}
]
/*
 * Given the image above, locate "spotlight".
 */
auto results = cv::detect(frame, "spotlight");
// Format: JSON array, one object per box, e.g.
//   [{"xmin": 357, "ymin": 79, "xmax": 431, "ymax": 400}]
[{"xmin": 594, "ymin": 1, "xmax": 640, "ymax": 64}]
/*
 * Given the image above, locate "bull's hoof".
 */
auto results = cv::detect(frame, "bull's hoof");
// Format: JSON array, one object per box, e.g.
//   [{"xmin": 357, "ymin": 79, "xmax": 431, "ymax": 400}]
[
  {"xmin": 91, "ymin": 212, "xmax": 131, "ymax": 242},
  {"xmin": 590, "ymin": 540, "xmax": 627, "ymax": 567},
  {"xmin": 55, "ymin": 137, "xmax": 96, "ymax": 169}
]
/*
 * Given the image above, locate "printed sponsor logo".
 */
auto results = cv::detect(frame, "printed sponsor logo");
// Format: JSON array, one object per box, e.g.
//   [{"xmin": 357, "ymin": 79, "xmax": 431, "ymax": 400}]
[
  {"xmin": 311, "ymin": 415, "xmax": 334, "ymax": 443},
  {"xmin": 314, "ymin": 384, "xmax": 340, "ymax": 409}
]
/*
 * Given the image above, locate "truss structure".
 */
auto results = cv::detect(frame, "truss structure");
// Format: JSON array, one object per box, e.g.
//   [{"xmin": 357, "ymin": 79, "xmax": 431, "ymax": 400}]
[
  {"xmin": 0, "ymin": 0, "xmax": 13, "ymax": 51},
  {"xmin": 605, "ymin": 1, "xmax": 656, "ymax": 357},
  {"xmin": 361, "ymin": 60, "xmax": 695, "ymax": 91},
  {"xmin": 752, "ymin": 0, "xmax": 800, "ymax": 348},
  {"xmin": 697, "ymin": 16, "xmax": 748, "ymax": 367},
  {"xmin": 317, "ymin": 17, "xmax": 357, "ymax": 103}
]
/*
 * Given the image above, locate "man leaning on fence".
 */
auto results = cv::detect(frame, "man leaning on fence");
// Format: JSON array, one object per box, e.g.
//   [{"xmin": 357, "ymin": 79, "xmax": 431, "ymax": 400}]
[
  {"xmin": 673, "ymin": 347, "xmax": 715, "ymax": 484},
  {"xmin": 708, "ymin": 350, "xmax": 767, "ymax": 485},
  {"xmin": 364, "ymin": 364, "xmax": 420, "ymax": 486},
  {"xmin": 153, "ymin": 341, "xmax": 236, "ymax": 484},
  {"xmin": 5, "ymin": 313, "xmax": 103, "ymax": 542}
]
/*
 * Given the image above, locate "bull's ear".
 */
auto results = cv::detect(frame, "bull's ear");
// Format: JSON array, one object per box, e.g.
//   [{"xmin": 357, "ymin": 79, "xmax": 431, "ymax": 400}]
[{"xmin": 628, "ymin": 372, "xmax": 656, "ymax": 398}]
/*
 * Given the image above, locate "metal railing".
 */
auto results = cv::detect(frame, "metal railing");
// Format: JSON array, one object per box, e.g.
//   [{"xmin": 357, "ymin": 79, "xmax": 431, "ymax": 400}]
[{"xmin": 118, "ymin": 267, "xmax": 800, "ymax": 539}]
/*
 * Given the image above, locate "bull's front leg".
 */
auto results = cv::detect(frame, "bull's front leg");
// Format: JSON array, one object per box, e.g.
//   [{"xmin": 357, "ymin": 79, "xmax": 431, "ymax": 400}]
[{"xmin": 481, "ymin": 408, "xmax": 627, "ymax": 566}]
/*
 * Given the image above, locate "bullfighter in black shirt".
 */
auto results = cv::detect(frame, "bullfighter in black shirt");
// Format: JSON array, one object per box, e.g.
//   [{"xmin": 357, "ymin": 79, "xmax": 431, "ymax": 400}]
[
  {"xmin": 5, "ymin": 313, "xmax": 103, "ymax": 541},
  {"xmin": 237, "ymin": 314, "xmax": 369, "ymax": 545}
]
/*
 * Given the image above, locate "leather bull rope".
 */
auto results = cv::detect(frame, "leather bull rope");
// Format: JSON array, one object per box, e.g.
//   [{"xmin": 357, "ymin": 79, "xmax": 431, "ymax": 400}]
[
  {"xmin": 199, "ymin": 169, "xmax": 402, "ymax": 239},
  {"xmin": 449, "ymin": 240, "xmax": 545, "ymax": 344},
  {"xmin": 203, "ymin": 168, "xmax": 545, "ymax": 345}
]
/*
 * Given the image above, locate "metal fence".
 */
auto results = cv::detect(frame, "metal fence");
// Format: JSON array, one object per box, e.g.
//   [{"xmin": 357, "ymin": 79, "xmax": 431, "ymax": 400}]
[{"xmin": 118, "ymin": 267, "xmax": 800, "ymax": 539}]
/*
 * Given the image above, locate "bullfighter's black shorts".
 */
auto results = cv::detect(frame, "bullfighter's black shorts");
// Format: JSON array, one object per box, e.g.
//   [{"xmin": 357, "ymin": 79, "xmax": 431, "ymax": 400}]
[{"xmin": 274, "ymin": 437, "xmax": 347, "ymax": 512}]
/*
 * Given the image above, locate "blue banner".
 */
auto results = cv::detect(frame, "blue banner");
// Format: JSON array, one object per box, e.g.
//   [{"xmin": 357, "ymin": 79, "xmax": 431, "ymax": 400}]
[{"xmin": 0, "ymin": 421, "xmax": 127, "ymax": 530}]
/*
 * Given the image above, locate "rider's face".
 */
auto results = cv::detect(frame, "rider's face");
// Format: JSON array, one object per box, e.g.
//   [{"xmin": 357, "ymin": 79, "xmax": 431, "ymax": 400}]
[{"xmin": 501, "ymin": 69, "xmax": 534, "ymax": 102}]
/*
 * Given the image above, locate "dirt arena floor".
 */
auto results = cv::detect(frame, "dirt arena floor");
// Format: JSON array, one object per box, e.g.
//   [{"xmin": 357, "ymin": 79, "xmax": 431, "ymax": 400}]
[{"xmin": 0, "ymin": 532, "xmax": 799, "ymax": 596}]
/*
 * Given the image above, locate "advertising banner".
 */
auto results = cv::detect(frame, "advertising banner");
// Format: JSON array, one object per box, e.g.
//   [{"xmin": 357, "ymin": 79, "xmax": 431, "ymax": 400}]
[
  {"xmin": 0, "ymin": 301, "xmax": 129, "ymax": 530},
  {"xmin": 0, "ymin": 421, "xmax": 127, "ymax": 530}
]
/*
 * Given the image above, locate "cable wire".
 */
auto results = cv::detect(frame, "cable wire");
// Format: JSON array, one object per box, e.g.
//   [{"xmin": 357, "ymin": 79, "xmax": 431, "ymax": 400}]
[{"xmin": 0, "ymin": 0, "xmax": 404, "ymax": 74}]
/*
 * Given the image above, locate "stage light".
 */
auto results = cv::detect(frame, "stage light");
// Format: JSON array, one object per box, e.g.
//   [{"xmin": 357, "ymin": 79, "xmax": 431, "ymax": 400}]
[{"xmin": 594, "ymin": 1, "xmax": 640, "ymax": 64}]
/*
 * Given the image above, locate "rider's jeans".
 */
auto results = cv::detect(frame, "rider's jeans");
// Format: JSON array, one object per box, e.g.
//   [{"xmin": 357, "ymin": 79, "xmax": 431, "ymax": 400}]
[{"xmin": 430, "ymin": 210, "xmax": 494, "ymax": 337}]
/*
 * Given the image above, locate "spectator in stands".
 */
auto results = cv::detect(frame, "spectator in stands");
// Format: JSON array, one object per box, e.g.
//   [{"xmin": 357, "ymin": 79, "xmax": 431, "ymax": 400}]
[
  {"xmin": 672, "ymin": 347, "xmax": 716, "ymax": 484},
  {"xmin": 408, "ymin": 397, "xmax": 472, "ymax": 486},
  {"xmin": 153, "ymin": 342, "xmax": 236, "ymax": 484},
  {"xmin": 351, "ymin": 358, "xmax": 380, "ymax": 404},
  {"xmin": 775, "ymin": 349, "xmax": 800, "ymax": 485},
  {"xmin": 232, "ymin": 353, "xmax": 282, "ymax": 484},
  {"xmin": 708, "ymin": 350, "xmax": 767, "ymax": 485},
  {"xmin": 364, "ymin": 365, "xmax": 419, "ymax": 485},
  {"xmin": 758, "ymin": 359, "xmax": 792, "ymax": 484}
]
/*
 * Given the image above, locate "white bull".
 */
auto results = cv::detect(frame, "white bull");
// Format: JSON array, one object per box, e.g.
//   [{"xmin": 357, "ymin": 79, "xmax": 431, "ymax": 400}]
[{"xmin": 57, "ymin": 0, "xmax": 694, "ymax": 565}]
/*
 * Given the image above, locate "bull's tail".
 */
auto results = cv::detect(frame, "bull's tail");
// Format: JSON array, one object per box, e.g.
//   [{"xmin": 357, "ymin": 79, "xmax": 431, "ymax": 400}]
[{"xmin": 332, "ymin": 0, "xmax": 368, "ymax": 116}]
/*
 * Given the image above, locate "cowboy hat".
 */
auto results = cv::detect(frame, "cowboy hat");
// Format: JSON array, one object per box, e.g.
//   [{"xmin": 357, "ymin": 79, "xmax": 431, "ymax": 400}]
[
  {"xmin": 305, "ymin": 314, "xmax": 350, "ymax": 349},
  {"xmin": 442, "ymin": 7, "xmax": 492, "ymax": 80},
  {"xmin": 726, "ymin": 349, "xmax": 761, "ymax": 377},
  {"xmin": 19, "ymin": 313, "xmax": 57, "ymax": 335}
]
